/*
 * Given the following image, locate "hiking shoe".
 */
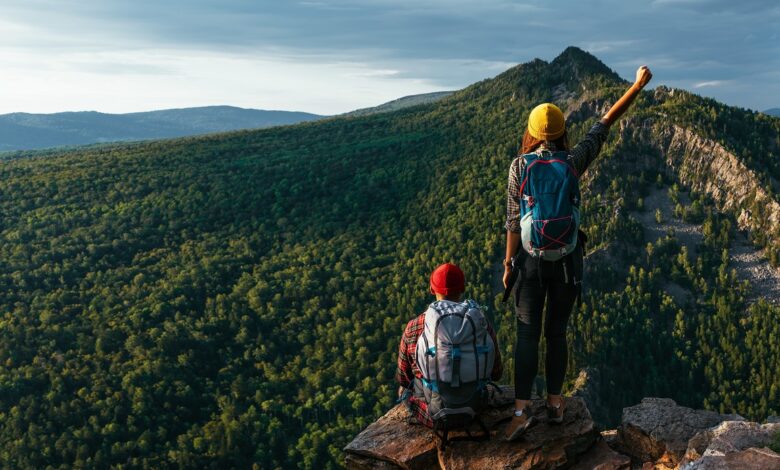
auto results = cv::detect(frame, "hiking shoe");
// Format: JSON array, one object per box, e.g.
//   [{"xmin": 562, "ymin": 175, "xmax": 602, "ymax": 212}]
[
  {"xmin": 546, "ymin": 398, "xmax": 566, "ymax": 424},
  {"xmin": 504, "ymin": 407, "xmax": 535, "ymax": 441}
]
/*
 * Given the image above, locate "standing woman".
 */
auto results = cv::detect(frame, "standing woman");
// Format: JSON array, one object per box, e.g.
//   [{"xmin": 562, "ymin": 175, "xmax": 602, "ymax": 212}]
[{"xmin": 503, "ymin": 65, "xmax": 653, "ymax": 441}]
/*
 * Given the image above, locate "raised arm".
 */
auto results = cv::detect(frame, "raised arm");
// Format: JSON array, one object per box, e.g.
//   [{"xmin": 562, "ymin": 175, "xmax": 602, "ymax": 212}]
[{"xmin": 600, "ymin": 65, "xmax": 653, "ymax": 127}]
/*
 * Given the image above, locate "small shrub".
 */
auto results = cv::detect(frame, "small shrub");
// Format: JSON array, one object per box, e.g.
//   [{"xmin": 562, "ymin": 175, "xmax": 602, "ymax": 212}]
[{"xmin": 770, "ymin": 430, "xmax": 780, "ymax": 453}]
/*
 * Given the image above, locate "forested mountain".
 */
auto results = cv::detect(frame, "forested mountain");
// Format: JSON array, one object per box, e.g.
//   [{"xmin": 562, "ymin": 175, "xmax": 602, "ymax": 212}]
[
  {"xmin": 341, "ymin": 91, "xmax": 454, "ymax": 117},
  {"xmin": 0, "ymin": 94, "xmax": 460, "ymax": 153},
  {"xmin": 0, "ymin": 47, "xmax": 779, "ymax": 469},
  {"xmin": 0, "ymin": 106, "xmax": 324, "ymax": 151}
]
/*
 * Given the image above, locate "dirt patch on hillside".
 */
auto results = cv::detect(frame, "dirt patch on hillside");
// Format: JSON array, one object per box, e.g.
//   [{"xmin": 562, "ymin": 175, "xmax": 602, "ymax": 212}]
[
  {"xmin": 633, "ymin": 187, "xmax": 780, "ymax": 304},
  {"xmin": 729, "ymin": 232, "xmax": 780, "ymax": 304},
  {"xmin": 634, "ymin": 187, "xmax": 702, "ymax": 256}
]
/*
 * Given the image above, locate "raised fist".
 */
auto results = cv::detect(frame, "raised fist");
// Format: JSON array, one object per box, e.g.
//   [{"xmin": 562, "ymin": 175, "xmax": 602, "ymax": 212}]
[{"xmin": 635, "ymin": 65, "xmax": 653, "ymax": 89}]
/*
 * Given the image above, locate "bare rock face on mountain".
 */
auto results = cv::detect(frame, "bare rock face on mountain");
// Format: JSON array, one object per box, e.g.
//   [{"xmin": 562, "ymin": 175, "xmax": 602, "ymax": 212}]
[
  {"xmin": 614, "ymin": 398, "xmax": 744, "ymax": 468},
  {"xmin": 679, "ymin": 420, "xmax": 780, "ymax": 469},
  {"xmin": 344, "ymin": 387, "xmax": 624, "ymax": 469},
  {"xmin": 657, "ymin": 124, "xmax": 780, "ymax": 248}
]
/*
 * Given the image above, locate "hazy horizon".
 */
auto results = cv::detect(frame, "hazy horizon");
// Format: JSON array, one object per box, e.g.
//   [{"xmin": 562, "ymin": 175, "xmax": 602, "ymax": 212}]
[
  {"xmin": 1, "ymin": 0, "xmax": 778, "ymax": 115},
  {"xmin": 0, "ymin": 104, "xmax": 327, "ymax": 117}
]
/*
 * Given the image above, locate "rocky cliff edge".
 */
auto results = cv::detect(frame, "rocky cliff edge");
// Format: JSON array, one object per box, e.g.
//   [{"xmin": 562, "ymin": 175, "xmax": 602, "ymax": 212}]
[{"xmin": 343, "ymin": 389, "xmax": 780, "ymax": 469}]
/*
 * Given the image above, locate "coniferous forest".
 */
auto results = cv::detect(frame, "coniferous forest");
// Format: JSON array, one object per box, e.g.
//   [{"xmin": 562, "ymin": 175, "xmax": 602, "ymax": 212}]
[{"xmin": 0, "ymin": 48, "xmax": 779, "ymax": 468}]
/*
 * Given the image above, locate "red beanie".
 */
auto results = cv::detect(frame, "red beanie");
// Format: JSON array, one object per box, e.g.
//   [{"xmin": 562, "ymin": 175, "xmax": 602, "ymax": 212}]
[{"xmin": 429, "ymin": 263, "xmax": 465, "ymax": 296}]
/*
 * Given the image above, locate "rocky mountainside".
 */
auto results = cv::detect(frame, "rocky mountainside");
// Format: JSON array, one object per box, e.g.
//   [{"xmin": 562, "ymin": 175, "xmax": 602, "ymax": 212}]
[
  {"xmin": 344, "ymin": 390, "xmax": 780, "ymax": 469},
  {"xmin": 651, "ymin": 114, "xmax": 780, "ymax": 256},
  {"xmin": 598, "ymin": 108, "xmax": 780, "ymax": 302}
]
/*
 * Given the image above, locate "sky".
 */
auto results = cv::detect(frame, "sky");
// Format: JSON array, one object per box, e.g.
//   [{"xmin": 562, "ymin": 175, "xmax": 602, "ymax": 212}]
[{"xmin": 0, "ymin": 0, "xmax": 778, "ymax": 115}]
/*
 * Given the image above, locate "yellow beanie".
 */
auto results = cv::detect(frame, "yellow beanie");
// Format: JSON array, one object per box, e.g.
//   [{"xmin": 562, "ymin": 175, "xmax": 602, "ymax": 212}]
[{"xmin": 527, "ymin": 103, "xmax": 565, "ymax": 140}]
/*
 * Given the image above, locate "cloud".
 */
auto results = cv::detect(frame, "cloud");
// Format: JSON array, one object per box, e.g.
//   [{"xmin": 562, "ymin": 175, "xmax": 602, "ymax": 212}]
[
  {"xmin": 694, "ymin": 80, "xmax": 725, "ymax": 88},
  {"xmin": 0, "ymin": 0, "xmax": 778, "ymax": 112}
]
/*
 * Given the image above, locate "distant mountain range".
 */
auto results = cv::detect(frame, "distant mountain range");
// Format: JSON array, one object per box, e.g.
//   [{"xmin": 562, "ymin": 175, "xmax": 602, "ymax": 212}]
[
  {"xmin": 0, "ymin": 93, "xmax": 456, "ymax": 152},
  {"xmin": 0, "ymin": 106, "xmax": 323, "ymax": 152},
  {"xmin": 765, "ymin": 108, "xmax": 780, "ymax": 117}
]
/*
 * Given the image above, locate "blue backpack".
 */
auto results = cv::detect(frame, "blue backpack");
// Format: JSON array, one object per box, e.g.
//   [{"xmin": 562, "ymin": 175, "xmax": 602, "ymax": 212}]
[{"xmin": 518, "ymin": 150, "xmax": 580, "ymax": 261}]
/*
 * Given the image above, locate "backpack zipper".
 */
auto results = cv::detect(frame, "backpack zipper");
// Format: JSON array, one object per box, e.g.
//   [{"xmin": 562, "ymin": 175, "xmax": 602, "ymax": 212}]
[{"xmin": 562, "ymin": 260, "xmax": 569, "ymax": 284}]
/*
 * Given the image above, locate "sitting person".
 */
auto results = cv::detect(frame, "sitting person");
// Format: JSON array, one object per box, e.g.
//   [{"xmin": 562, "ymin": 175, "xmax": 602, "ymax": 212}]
[{"xmin": 396, "ymin": 263, "xmax": 502, "ymax": 428}]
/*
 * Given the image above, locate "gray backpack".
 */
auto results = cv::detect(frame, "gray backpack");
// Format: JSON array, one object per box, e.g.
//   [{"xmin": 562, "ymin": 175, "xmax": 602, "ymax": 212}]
[{"xmin": 415, "ymin": 300, "xmax": 496, "ymax": 446}]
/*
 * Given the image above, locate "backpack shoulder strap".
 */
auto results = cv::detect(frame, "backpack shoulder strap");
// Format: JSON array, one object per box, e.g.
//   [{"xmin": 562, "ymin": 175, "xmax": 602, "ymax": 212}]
[
  {"xmin": 518, "ymin": 152, "xmax": 546, "ymax": 198},
  {"xmin": 548, "ymin": 150, "xmax": 579, "ymax": 178},
  {"xmin": 520, "ymin": 152, "xmax": 537, "ymax": 166}
]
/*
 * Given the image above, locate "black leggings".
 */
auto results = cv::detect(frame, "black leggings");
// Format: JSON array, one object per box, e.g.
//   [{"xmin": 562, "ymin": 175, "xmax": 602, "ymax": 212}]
[{"xmin": 513, "ymin": 257, "xmax": 578, "ymax": 400}]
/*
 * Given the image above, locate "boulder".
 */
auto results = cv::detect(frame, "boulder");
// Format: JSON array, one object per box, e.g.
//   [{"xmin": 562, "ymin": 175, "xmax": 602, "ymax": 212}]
[
  {"xmin": 571, "ymin": 440, "xmax": 631, "ymax": 470},
  {"xmin": 681, "ymin": 447, "xmax": 780, "ymax": 469},
  {"xmin": 679, "ymin": 420, "xmax": 780, "ymax": 468},
  {"xmin": 615, "ymin": 398, "xmax": 743, "ymax": 467},
  {"xmin": 344, "ymin": 386, "xmax": 600, "ymax": 469}
]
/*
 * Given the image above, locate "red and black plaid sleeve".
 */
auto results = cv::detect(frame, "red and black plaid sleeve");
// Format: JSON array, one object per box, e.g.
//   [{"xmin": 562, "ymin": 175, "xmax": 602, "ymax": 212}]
[{"xmin": 395, "ymin": 313, "xmax": 425, "ymax": 389}]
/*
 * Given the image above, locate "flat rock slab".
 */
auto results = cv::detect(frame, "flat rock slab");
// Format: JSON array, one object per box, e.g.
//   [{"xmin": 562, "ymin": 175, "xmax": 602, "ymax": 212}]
[
  {"xmin": 344, "ymin": 404, "xmax": 439, "ymax": 470},
  {"xmin": 343, "ymin": 385, "xmax": 518, "ymax": 470},
  {"xmin": 345, "ymin": 389, "xmax": 598, "ymax": 470},
  {"xmin": 438, "ymin": 397, "xmax": 598, "ymax": 469},
  {"xmin": 616, "ymin": 398, "xmax": 744, "ymax": 466}
]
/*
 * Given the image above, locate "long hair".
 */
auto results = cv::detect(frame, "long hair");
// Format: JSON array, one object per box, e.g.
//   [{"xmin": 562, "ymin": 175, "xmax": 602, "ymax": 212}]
[{"xmin": 521, "ymin": 129, "xmax": 569, "ymax": 155}]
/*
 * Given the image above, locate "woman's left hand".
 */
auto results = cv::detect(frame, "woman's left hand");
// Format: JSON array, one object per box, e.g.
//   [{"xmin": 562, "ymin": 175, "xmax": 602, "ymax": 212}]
[{"xmin": 503, "ymin": 266, "xmax": 511, "ymax": 289}]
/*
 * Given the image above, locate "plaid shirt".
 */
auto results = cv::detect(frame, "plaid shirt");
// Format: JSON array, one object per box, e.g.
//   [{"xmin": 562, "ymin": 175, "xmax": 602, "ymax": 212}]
[
  {"xmin": 506, "ymin": 122, "xmax": 609, "ymax": 233},
  {"xmin": 395, "ymin": 308, "xmax": 503, "ymax": 427}
]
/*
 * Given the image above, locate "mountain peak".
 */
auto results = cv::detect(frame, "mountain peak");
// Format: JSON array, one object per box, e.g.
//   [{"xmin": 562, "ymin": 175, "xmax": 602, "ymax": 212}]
[{"xmin": 551, "ymin": 46, "xmax": 623, "ymax": 82}]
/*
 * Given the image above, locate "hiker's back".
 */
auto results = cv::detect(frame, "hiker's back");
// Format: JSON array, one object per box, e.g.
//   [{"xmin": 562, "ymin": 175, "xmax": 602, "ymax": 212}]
[
  {"xmin": 518, "ymin": 150, "xmax": 581, "ymax": 262},
  {"xmin": 415, "ymin": 299, "xmax": 495, "ymax": 445}
]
